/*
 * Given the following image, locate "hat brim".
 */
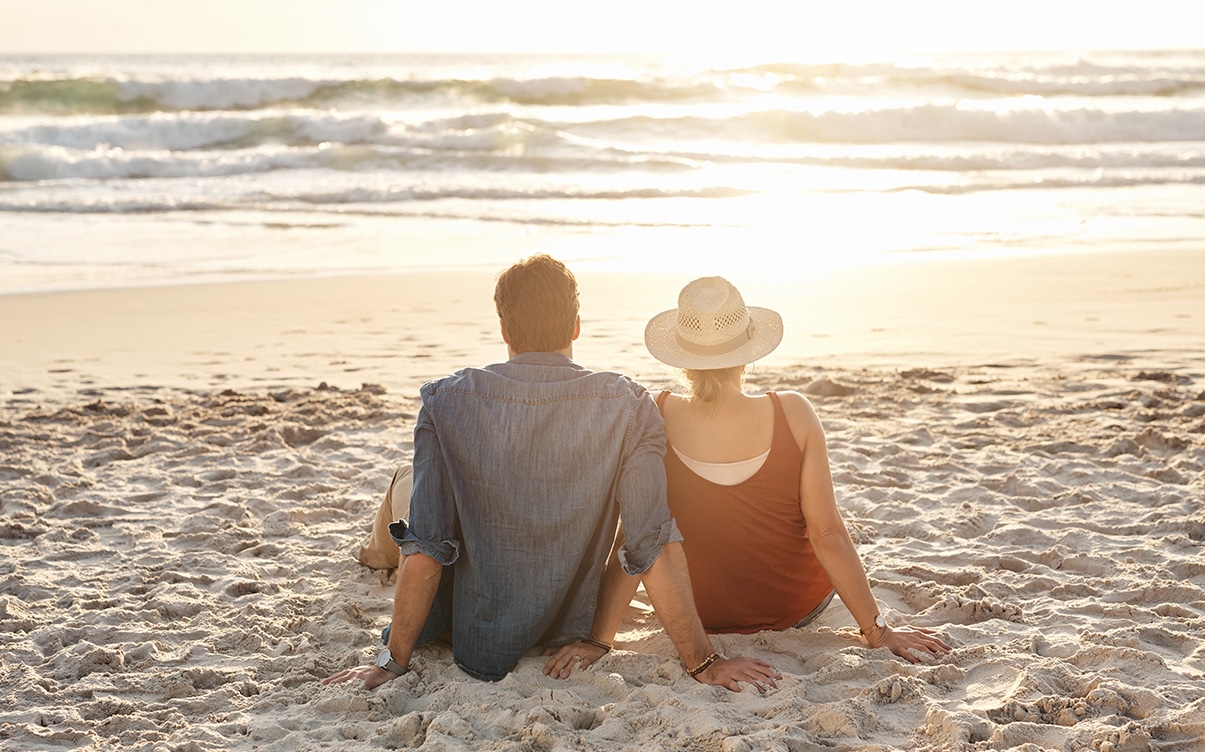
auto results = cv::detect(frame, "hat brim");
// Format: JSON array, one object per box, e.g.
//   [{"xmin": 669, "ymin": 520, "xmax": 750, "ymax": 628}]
[{"xmin": 644, "ymin": 306, "xmax": 783, "ymax": 370}]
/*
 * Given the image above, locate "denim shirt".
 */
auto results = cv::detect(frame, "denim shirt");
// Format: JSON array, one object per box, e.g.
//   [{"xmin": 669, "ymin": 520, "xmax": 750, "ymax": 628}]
[{"xmin": 390, "ymin": 351, "xmax": 681, "ymax": 681}]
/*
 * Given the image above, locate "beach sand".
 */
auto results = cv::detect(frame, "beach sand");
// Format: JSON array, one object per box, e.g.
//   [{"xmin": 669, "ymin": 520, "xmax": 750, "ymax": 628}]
[{"xmin": 1, "ymin": 248, "xmax": 1204, "ymax": 751}]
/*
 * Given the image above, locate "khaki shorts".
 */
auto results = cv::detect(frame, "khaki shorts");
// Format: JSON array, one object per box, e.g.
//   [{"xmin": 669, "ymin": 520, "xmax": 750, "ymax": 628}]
[{"xmin": 356, "ymin": 464, "xmax": 412, "ymax": 570}]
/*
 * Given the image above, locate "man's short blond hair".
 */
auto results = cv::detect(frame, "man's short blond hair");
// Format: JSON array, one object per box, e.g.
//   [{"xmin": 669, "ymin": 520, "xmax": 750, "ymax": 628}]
[{"xmin": 494, "ymin": 254, "xmax": 580, "ymax": 354}]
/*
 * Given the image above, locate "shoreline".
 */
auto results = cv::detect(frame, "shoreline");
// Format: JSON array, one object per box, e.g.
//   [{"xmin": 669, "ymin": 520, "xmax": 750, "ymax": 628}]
[{"xmin": 3, "ymin": 245, "xmax": 1203, "ymax": 406}]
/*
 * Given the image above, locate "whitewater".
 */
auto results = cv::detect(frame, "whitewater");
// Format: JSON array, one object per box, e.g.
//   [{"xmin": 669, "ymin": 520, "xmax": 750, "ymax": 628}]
[{"xmin": 1, "ymin": 51, "xmax": 1204, "ymax": 292}]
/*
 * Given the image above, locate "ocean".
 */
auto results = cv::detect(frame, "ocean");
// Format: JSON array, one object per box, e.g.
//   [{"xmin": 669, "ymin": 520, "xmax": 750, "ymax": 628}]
[{"xmin": 2, "ymin": 50, "xmax": 1204, "ymax": 294}]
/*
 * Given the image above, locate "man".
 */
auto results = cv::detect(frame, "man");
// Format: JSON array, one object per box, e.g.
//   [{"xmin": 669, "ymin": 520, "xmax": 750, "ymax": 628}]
[{"xmin": 324, "ymin": 255, "xmax": 778, "ymax": 691}]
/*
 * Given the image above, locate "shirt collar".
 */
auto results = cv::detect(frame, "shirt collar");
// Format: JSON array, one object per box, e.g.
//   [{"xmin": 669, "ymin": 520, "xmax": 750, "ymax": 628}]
[{"xmin": 508, "ymin": 351, "xmax": 578, "ymax": 368}]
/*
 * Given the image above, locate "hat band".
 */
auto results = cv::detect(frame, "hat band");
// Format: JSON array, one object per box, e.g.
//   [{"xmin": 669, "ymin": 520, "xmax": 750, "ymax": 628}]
[{"xmin": 675, "ymin": 322, "xmax": 754, "ymax": 357}]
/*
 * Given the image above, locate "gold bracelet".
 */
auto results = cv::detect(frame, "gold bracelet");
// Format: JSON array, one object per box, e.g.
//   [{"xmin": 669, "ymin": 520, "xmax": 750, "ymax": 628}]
[
  {"xmin": 582, "ymin": 637, "xmax": 612, "ymax": 652},
  {"xmin": 687, "ymin": 652, "xmax": 722, "ymax": 677}
]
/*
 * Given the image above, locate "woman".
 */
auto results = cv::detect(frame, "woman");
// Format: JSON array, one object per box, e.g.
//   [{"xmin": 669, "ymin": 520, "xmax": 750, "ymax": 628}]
[{"xmin": 544, "ymin": 277, "xmax": 949, "ymax": 681}]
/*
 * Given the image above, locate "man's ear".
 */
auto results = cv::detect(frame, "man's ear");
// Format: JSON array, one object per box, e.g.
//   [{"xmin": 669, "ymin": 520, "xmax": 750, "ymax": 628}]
[
  {"xmin": 571, "ymin": 316, "xmax": 581, "ymax": 342},
  {"xmin": 500, "ymin": 319, "xmax": 511, "ymax": 345}
]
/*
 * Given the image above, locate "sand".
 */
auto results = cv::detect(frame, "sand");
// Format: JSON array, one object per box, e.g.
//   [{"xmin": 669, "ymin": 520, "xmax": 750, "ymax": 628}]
[{"xmin": 1, "ymin": 248, "xmax": 1204, "ymax": 751}]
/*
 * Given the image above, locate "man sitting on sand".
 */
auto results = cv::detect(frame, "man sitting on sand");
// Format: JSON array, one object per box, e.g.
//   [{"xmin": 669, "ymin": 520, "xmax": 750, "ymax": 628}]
[{"xmin": 324, "ymin": 254, "xmax": 778, "ymax": 691}]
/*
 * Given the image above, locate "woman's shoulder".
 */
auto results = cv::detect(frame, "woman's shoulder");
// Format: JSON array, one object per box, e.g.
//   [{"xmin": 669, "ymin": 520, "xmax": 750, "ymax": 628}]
[
  {"xmin": 768, "ymin": 391, "xmax": 825, "ymax": 449},
  {"xmin": 768, "ymin": 390, "xmax": 818, "ymax": 416},
  {"xmin": 653, "ymin": 389, "xmax": 683, "ymax": 409}
]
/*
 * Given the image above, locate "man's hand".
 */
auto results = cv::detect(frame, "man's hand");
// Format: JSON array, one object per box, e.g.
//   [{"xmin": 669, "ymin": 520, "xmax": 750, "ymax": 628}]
[
  {"xmin": 695, "ymin": 656, "xmax": 782, "ymax": 694},
  {"xmin": 866, "ymin": 625, "xmax": 952, "ymax": 663},
  {"xmin": 321, "ymin": 665, "xmax": 399, "ymax": 690},
  {"xmin": 540, "ymin": 641, "xmax": 609, "ymax": 680}
]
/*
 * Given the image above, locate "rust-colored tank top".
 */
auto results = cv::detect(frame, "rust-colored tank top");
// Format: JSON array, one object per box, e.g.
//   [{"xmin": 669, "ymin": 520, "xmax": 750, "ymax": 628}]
[{"xmin": 657, "ymin": 391, "xmax": 834, "ymax": 634}]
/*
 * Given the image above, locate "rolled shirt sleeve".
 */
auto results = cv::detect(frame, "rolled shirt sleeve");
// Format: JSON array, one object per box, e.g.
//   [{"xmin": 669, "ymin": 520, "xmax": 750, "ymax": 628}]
[
  {"xmin": 390, "ymin": 518, "xmax": 459, "ymax": 565},
  {"xmin": 395, "ymin": 398, "xmax": 461, "ymax": 566},
  {"xmin": 614, "ymin": 387, "xmax": 683, "ymax": 575}
]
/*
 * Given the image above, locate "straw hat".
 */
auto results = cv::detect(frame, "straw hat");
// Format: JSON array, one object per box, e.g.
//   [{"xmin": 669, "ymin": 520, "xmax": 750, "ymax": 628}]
[{"xmin": 644, "ymin": 277, "xmax": 783, "ymax": 370}]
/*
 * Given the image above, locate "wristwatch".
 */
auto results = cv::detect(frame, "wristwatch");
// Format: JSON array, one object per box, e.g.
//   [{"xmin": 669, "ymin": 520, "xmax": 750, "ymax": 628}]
[
  {"xmin": 376, "ymin": 648, "xmax": 409, "ymax": 677},
  {"xmin": 860, "ymin": 614, "xmax": 887, "ymax": 639}
]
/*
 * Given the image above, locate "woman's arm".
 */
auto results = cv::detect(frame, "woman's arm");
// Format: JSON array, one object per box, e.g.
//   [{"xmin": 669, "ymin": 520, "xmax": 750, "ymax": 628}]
[
  {"xmin": 542, "ymin": 529, "xmax": 639, "ymax": 678},
  {"xmin": 542, "ymin": 530, "xmax": 781, "ymax": 693},
  {"xmin": 592, "ymin": 531, "xmax": 644, "ymax": 645},
  {"xmin": 780, "ymin": 392, "xmax": 951, "ymax": 663}
]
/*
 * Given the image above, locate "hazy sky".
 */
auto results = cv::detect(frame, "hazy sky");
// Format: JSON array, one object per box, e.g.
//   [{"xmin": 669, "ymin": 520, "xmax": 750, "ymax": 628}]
[{"xmin": 2, "ymin": 0, "xmax": 1202, "ymax": 56}]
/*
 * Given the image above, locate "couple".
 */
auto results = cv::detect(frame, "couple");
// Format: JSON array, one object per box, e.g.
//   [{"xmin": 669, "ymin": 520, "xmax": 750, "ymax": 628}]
[{"xmin": 325, "ymin": 254, "xmax": 949, "ymax": 693}]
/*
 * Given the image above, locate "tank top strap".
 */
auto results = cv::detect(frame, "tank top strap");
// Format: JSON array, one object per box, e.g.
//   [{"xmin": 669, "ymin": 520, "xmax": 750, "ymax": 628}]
[
  {"xmin": 766, "ymin": 392, "xmax": 801, "ymax": 458},
  {"xmin": 655, "ymin": 389, "xmax": 670, "ymax": 410}
]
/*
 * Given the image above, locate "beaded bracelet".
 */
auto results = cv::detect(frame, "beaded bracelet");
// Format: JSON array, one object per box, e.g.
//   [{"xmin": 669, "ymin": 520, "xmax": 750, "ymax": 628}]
[
  {"xmin": 687, "ymin": 652, "xmax": 722, "ymax": 677},
  {"xmin": 582, "ymin": 637, "xmax": 612, "ymax": 652}
]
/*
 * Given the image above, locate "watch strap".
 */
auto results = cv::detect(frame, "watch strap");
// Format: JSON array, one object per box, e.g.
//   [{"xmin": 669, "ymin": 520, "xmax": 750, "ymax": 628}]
[
  {"xmin": 860, "ymin": 614, "xmax": 888, "ymax": 639},
  {"xmin": 377, "ymin": 649, "xmax": 409, "ymax": 677}
]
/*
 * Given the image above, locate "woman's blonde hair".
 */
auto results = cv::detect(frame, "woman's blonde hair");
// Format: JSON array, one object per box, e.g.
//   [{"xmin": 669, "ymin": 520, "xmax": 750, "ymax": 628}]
[{"xmin": 680, "ymin": 366, "xmax": 744, "ymax": 402}]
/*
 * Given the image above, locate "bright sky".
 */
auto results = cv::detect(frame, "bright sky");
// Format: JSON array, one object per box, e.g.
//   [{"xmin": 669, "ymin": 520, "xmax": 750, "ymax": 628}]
[{"xmin": 2, "ymin": 0, "xmax": 1202, "ymax": 57}]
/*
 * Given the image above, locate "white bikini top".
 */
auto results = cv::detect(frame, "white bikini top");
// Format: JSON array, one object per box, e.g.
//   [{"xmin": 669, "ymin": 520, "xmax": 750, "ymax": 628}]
[{"xmin": 671, "ymin": 446, "xmax": 771, "ymax": 486}]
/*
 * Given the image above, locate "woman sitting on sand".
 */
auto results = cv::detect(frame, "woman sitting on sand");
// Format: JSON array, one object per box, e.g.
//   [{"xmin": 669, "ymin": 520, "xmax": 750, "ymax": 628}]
[{"xmin": 544, "ymin": 277, "xmax": 950, "ymax": 679}]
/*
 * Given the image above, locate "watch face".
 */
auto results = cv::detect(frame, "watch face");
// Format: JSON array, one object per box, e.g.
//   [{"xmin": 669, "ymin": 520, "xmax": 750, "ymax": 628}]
[
  {"xmin": 377, "ymin": 649, "xmax": 392, "ymax": 667},
  {"xmin": 875, "ymin": 615, "xmax": 886, "ymax": 629}
]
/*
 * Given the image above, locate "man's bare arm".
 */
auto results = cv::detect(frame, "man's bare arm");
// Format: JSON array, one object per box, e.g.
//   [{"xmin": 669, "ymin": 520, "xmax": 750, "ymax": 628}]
[
  {"xmin": 640, "ymin": 542, "xmax": 781, "ymax": 693},
  {"xmin": 323, "ymin": 551, "xmax": 442, "ymax": 689}
]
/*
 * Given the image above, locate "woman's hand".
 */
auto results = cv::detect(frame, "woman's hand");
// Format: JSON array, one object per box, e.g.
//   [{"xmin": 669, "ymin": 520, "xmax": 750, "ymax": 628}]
[
  {"xmin": 541, "ymin": 641, "xmax": 610, "ymax": 680},
  {"xmin": 695, "ymin": 656, "xmax": 783, "ymax": 694},
  {"xmin": 867, "ymin": 625, "xmax": 952, "ymax": 663}
]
